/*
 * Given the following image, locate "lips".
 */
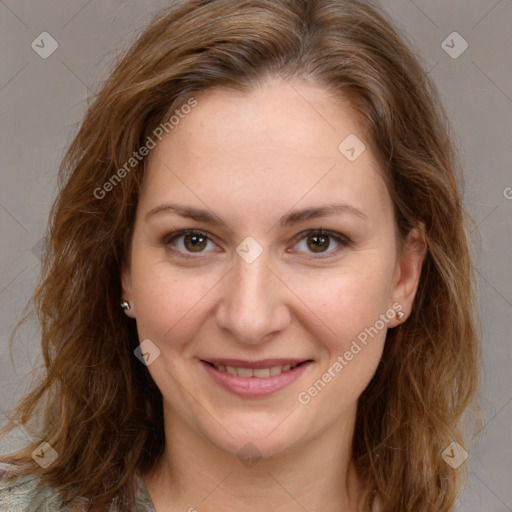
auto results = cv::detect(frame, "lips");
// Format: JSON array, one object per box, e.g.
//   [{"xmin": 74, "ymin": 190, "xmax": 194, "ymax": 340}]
[
  {"xmin": 201, "ymin": 358, "xmax": 310, "ymax": 369},
  {"xmin": 199, "ymin": 357, "xmax": 313, "ymax": 398}
]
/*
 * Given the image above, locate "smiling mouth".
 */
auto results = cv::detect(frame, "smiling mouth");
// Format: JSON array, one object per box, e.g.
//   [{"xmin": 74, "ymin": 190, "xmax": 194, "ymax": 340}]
[
  {"xmin": 202, "ymin": 360, "xmax": 311, "ymax": 378},
  {"xmin": 199, "ymin": 358, "xmax": 314, "ymax": 397}
]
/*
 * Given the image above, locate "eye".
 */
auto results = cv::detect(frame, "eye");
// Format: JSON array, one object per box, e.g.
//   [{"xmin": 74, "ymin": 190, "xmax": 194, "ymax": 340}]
[
  {"xmin": 290, "ymin": 229, "xmax": 350, "ymax": 257},
  {"xmin": 162, "ymin": 228, "xmax": 350, "ymax": 260},
  {"xmin": 163, "ymin": 229, "xmax": 217, "ymax": 258}
]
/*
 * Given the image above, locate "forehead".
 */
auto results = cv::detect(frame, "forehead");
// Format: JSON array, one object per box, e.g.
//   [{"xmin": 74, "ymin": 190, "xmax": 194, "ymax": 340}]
[{"xmin": 140, "ymin": 78, "xmax": 393, "ymax": 232}]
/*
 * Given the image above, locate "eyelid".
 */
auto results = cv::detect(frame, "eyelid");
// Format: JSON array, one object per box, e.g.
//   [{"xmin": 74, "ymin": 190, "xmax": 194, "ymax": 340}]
[
  {"xmin": 162, "ymin": 228, "xmax": 351, "ymax": 259},
  {"xmin": 291, "ymin": 228, "xmax": 350, "ymax": 244},
  {"xmin": 163, "ymin": 229, "xmax": 218, "ymax": 259},
  {"xmin": 288, "ymin": 229, "xmax": 351, "ymax": 258}
]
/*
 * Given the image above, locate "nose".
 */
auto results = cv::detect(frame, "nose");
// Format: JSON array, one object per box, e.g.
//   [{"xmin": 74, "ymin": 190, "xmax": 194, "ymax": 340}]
[{"xmin": 215, "ymin": 250, "xmax": 291, "ymax": 345}]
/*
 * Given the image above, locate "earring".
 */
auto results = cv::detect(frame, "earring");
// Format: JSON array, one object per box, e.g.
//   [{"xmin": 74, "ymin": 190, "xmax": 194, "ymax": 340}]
[
  {"xmin": 396, "ymin": 311, "xmax": 405, "ymax": 320},
  {"xmin": 120, "ymin": 301, "xmax": 131, "ymax": 311}
]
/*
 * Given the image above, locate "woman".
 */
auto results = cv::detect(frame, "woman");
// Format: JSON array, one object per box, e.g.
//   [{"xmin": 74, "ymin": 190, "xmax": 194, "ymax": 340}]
[{"xmin": 0, "ymin": 0, "xmax": 481, "ymax": 510}]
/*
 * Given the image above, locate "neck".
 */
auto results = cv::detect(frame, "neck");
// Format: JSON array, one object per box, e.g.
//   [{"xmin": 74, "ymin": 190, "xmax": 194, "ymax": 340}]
[{"xmin": 143, "ymin": 401, "xmax": 362, "ymax": 512}]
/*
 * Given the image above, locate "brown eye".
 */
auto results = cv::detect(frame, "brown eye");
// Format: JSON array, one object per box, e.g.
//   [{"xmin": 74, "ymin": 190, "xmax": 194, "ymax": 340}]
[
  {"xmin": 164, "ymin": 230, "xmax": 216, "ymax": 257},
  {"xmin": 292, "ymin": 229, "xmax": 350, "ymax": 257},
  {"xmin": 306, "ymin": 234, "xmax": 330, "ymax": 253},
  {"xmin": 183, "ymin": 233, "xmax": 208, "ymax": 252}
]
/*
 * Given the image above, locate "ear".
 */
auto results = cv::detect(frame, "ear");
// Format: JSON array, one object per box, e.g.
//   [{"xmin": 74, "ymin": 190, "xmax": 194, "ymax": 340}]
[
  {"xmin": 120, "ymin": 260, "xmax": 136, "ymax": 318},
  {"xmin": 389, "ymin": 223, "xmax": 427, "ymax": 327}
]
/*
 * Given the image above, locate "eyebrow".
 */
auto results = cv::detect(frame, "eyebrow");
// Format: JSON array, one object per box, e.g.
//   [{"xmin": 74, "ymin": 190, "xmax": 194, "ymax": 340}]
[{"xmin": 145, "ymin": 201, "xmax": 368, "ymax": 227}]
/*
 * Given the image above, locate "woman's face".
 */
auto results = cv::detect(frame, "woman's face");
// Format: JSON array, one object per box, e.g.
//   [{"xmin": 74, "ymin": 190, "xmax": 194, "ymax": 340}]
[{"xmin": 121, "ymin": 77, "xmax": 425, "ymax": 458}]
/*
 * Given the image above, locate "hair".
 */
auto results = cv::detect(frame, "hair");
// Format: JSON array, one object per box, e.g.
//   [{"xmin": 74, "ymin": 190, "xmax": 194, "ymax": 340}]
[{"xmin": 0, "ymin": 0, "xmax": 481, "ymax": 511}]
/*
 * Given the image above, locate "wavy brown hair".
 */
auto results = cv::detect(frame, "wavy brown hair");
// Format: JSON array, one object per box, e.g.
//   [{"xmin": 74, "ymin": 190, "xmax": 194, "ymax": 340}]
[{"xmin": 1, "ymin": 0, "xmax": 481, "ymax": 510}]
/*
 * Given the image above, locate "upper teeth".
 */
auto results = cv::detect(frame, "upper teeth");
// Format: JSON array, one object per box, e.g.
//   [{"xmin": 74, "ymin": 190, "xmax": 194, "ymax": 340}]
[{"xmin": 212, "ymin": 363, "xmax": 300, "ymax": 378}]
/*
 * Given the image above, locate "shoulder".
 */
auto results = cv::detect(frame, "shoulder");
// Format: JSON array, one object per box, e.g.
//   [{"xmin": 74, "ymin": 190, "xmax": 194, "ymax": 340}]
[
  {"xmin": 134, "ymin": 471, "xmax": 157, "ymax": 511},
  {"xmin": 0, "ymin": 462, "xmax": 65, "ymax": 511},
  {"xmin": 0, "ymin": 464, "xmax": 155, "ymax": 512}
]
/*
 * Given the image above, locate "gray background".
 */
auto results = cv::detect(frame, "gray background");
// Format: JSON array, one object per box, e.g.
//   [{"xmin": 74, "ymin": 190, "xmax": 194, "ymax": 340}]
[{"xmin": 0, "ymin": 1, "xmax": 510, "ymax": 510}]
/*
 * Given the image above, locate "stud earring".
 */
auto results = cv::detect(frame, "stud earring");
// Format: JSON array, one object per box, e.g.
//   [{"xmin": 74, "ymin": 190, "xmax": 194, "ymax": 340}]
[
  {"xmin": 120, "ymin": 301, "xmax": 131, "ymax": 311},
  {"xmin": 396, "ymin": 311, "xmax": 405, "ymax": 320}
]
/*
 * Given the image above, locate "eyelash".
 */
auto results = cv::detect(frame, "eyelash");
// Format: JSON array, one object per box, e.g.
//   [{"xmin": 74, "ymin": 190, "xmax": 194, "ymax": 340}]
[{"xmin": 162, "ymin": 229, "xmax": 351, "ymax": 260}]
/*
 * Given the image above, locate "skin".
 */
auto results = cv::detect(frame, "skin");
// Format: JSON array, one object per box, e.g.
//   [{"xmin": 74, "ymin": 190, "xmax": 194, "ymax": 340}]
[{"xmin": 121, "ymin": 77, "xmax": 426, "ymax": 512}]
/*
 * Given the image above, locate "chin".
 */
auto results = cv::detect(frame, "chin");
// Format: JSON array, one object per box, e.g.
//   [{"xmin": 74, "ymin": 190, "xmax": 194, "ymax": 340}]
[{"xmin": 202, "ymin": 413, "xmax": 306, "ymax": 461}]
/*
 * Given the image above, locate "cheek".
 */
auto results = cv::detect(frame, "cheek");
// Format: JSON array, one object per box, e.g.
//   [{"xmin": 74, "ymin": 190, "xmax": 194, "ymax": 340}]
[
  {"xmin": 130, "ymin": 257, "xmax": 228, "ymax": 358},
  {"xmin": 294, "ymin": 269, "xmax": 393, "ymax": 417},
  {"xmin": 295, "ymin": 260, "xmax": 395, "ymax": 400},
  {"xmin": 299, "ymin": 260, "xmax": 395, "ymax": 340},
  {"xmin": 298, "ymin": 274, "xmax": 392, "ymax": 409}
]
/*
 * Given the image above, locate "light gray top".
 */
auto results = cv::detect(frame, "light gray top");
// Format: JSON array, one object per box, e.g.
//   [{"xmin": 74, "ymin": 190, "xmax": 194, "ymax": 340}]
[
  {"xmin": 0, "ymin": 463, "xmax": 156, "ymax": 511},
  {"xmin": 0, "ymin": 462, "xmax": 385, "ymax": 511}
]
